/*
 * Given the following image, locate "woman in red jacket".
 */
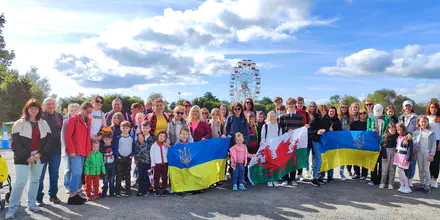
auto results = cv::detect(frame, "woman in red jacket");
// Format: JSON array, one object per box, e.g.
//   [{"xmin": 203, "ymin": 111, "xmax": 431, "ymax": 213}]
[
  {"xmin": 64, "ymin": 102, "xmax": 93, "ymax": 205},
  {"xmin": 188, "ymin": 105, "xmax": 211, "ymax": 141}
]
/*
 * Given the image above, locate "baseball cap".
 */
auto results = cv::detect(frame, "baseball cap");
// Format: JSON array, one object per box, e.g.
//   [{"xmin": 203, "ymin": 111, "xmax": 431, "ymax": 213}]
[{"xmin": 403, "ymin": 100, "xmax": 413, "ymax": 106}]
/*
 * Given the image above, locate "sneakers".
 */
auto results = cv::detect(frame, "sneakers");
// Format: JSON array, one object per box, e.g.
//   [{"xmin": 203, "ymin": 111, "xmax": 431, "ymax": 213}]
[
  {"xmin": 273, "ymin": 182, "xmax": 281, "ymax": 187},
  {"xmin": 36, "ymin": 200, "xmax": 45, "ymax": 207},
  {"xmin": 409, "ymin": 179, "xmax": 413, "ymax": 188},
  {"xmin": 379, "ymin": 184, "xmax": 386, "ymax": 189},
  {"xmin": 340, "ymin": 173, "xmax": 346, "ymax": 181},
  {"xmin": 5, "ymin": 210, "xmax": 15, "ymax": 219},
  {"xmin": 281, "ymin": 181, "xmax": 288, "ymax": 186},
  {"xmin": 297, "ymin": 174, "xmax": 304, "ymax": 181},
  {"xmin": 115, "ymin": 193, "xmax": 121, "ymax": 198},
  {"xmin": 291, "ymin": 181, "xmax": 298, "ymax": 186},
  {"xmin": 400, "ymin": 187, "xmax": 412, "ymax": 194},
  {"xmin": 388, "ymin": 184, "xmax": 394, "ymax": 190},
  {"xmin": 29, "ymin": 205, "xmax": 42, "ymax": 213},
  {"xmin": 424, "ymin": 187, "xmax": 432, "ymax": 194},
  {"xmin": 267, "ymin": 182, "xmax": 274, "ymax": 187},
  {"xmin": 431, "ymin": 181, "xmax": 438, "ymax": 188},
  {"xmin": 239, "ymin": 184, "xmax": 246, "ymax": 191},
  {"xmin": 137, "ymin": 192, "xmax": 149, "ymax": 197},
  {"xmin": 359, "ymin": 176, "xmax": 366, "ymax": 181},
  {"xmin": 368, "ymin": 181, "xmax": 375, "ymax": 186},
  {"xmin": 340, "ymin": 177, "xmax": 346, "ymax": 181},
  {"xmin": 50, "ymin": 196, "xmax": 61, "ymax": 204},
  {"xmin": 154, "ymin": 192, "xmax": 161, "ymax": 197},
  {"xmin": 233, "ymin": 184, "xmax": 238, "ymax": 191},
  {"xmin": 311, "ymin": 179, "xmax": 320, "ymax": 187},
  {"xmin": 67, "ymin": 195, "xmax": 85, "ymax": 205},
  {"xmin": 327, "ymin": 178, "xmax": 333, "ymax": 184},
  {"xmin": 352, "ymin": 175, "xmax": 360, "ymax": 180},
  {"xmin": 317, "ymin": 178, "xmax": 326, "ymax": 185}
]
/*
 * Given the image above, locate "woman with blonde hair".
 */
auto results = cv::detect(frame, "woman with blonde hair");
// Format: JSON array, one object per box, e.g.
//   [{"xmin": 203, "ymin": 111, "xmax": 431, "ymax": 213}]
[
  {"xmin": 188, "ymin": 105, "xmax": 211, "ymax": 141},
  {"xmin": 349, "ymin": 102, "xmax": 360, "ymax": 122}
]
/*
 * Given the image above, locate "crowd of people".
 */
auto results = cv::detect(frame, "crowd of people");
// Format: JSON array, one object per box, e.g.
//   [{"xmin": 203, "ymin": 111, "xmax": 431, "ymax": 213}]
[{"xmin": 4, "ymin": 95, "xmax": 440, "ymax": 219}]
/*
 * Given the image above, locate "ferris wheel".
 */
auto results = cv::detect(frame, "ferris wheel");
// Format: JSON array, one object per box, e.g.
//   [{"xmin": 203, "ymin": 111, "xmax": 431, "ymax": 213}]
[{"xmin": 229, "ymin": 59, "xmax": 261, "ymax": 103}]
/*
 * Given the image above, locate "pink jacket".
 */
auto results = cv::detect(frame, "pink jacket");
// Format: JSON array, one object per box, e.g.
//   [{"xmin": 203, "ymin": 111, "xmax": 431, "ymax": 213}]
[{"xmin": 229, "ymin": 143, "xmax": 253, "ymax": 166}]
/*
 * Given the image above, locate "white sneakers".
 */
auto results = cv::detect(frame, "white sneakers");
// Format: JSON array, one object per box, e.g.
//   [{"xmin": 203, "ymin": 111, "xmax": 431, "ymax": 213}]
[
  {"xmin": 267, "ymin": 182, "xmax": 281, "ymax": 187},
  {"xmin": 379, "ymin": 184, "xmax": 385, "ymax": 189},
  {"xmin": 267, "ymin": 182, "xmax": 273, "ymax": 187},
  {"xmin": 431, "ymin": 181, "xmax": 438, "ymax": 188},
  {"xmin": 291, "ymin": 181, "xmax": 298, "ymax": 186},
  {"xmin": 273, "ymin": 182, "xmax": 281, "ymax": 187},
  {"xmin": 398, "ymin": 186, "xmax": 412, "ymax": 194},
  {"xmin": 297, "ymin": 174, "xmax": 305, "ymax": 181},
  {"xmin": 281, "ymin": 181, "xmax": 288, "ymax": 186},
  {"xmin": 29, "ymin": 205, "xmax": 42, "ymax": 213},
  {"xmin": 408, "ymin": 179, "xmax": 413, "ymax": 188},
  {"xmin": 388, "ymin": 184, "xmax": 394, "ymax": 190}
]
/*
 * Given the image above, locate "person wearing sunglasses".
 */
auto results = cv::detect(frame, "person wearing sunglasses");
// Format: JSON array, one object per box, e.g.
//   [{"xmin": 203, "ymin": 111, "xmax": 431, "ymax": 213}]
[
  {"xmin": 350, "ymin": 109, "xmax": 369, "ymax": 180},
  {"xmin": 90, "ymin": 96, "xmax": 106, "ymax": 142},
  {"xmin": 166, "ymin": 105, "xmax": 194, "ymax": 146},
  {"xmin": 243, "ymin": 98, "xmax": 256, "ymax": 118},
  {"xmin": 364, "ymin": 100, "xmax": 374, "ymax": 117},
  {"xmin": 188, "ymin": 105, "xmax": 211, "ymax": 142},
  {"xmin": 183, "ymin": 100, "xmax": 192, "ymax": 120},
  {"xmin": 201, "ymin": 108, "xmax": 210, "ymax": 122}
]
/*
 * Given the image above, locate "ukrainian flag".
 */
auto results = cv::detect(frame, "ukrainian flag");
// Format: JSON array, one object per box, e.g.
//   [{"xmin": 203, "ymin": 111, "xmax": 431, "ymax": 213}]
[
  {"xmin": 319, "ymin": 131, "xmax": 379, "ymax": 172},
  {"xmin": 168, "ymin": 137, "xmax": 230, "ymax": 192}
]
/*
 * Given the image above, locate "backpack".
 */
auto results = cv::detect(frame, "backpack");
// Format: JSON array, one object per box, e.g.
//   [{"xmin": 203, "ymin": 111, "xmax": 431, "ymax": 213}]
[
  {"xmin": 264, "ymin": 123, "xmax": 281, "ymax": 140},
  {"xmin": 0, "ymin": 155, "xmax": 8, "ymax": 183}
]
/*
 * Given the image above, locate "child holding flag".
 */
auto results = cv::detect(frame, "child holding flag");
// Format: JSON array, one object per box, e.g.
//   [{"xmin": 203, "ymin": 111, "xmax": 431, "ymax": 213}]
[{"xmin": 260, "ymin": 111, "xmax": 282, "ymax": 187}]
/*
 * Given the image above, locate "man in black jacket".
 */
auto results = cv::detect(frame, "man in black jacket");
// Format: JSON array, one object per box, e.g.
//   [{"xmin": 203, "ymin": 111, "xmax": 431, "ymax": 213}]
[{"xmin": 36, "ymin": 97, "xmax": 64, "ymax": 206}]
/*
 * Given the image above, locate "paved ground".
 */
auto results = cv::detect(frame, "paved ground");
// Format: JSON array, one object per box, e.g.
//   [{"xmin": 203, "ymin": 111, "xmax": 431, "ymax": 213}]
[{"xmin": 1, "ymin": 149, "xmax": 439, "ymax": 220}]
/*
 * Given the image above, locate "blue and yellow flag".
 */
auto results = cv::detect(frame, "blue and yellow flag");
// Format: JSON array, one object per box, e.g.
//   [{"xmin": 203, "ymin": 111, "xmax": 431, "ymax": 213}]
[
  {"xmin": 168, "ymin": 137, "xmax": 230, "ymax": 192},
  {"xmin": 319, "ymin": 131, "xmax": 379, "ymax": 172}
]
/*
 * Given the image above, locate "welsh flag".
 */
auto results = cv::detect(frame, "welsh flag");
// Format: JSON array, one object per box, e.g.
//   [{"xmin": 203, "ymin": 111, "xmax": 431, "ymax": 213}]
[{"xmin": 248, "ymin": 126, "xmax": 308, "ymax": 185}]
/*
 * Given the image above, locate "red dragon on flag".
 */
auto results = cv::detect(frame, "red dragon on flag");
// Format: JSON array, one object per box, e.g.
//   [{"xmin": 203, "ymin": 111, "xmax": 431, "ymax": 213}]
[{"xmin": 256, "ymin": 138, "xmax": 300, "ymax": 177}]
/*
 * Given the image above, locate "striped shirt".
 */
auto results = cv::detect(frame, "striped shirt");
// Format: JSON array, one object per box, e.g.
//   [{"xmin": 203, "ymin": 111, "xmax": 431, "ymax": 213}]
[{"xmin": 278, "ymin": 111, "xmax": 304, "ymax": 134}]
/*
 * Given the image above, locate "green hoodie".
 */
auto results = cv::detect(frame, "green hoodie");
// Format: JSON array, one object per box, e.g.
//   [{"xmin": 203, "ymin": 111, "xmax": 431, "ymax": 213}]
[{"xmin": 84, "ymin": 151, "xmax": 106, "ymax": 175}]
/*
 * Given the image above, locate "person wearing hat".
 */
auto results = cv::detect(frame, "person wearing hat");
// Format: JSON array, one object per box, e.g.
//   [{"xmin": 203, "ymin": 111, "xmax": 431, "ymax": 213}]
[
  {"xmin": 64, "ymin": 102, "xmax": 94, "ymax": 205},
  {"xmin": 398, "ymin": 100, "xmax": 418, "ymax": 187}
]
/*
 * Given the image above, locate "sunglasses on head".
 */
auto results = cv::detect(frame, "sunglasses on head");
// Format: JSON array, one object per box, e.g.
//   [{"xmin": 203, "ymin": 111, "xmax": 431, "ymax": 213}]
[{"xmin": 176, "ymin": 112, "xmax": 184, "ymax": 115}]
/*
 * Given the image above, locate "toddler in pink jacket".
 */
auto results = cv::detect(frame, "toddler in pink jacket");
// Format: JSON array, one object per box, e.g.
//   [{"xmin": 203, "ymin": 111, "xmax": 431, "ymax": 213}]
[{"xmin": 230, "ymin": 132, "xmax": 254, "ymax": 191}]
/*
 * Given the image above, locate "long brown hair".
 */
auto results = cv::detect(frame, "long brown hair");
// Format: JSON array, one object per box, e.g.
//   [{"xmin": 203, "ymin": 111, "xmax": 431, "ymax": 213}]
[
  {"xmin": 22, "ymin": 99, "xmax": 43, "ymax": 121},
  {"xmin": 426, "ymin": 101, "xmax": 440, "ymax": 123},
  {"xmin": 338, "ymin": 102, "xmax": 351, "ymax": 125},
  {"xmin": 383, "ymin": 122, "xmax": 396, "ymax": 147},
  {"xmin": 243, "ymin": 98, "xmax": 256, "ymax": 112}
]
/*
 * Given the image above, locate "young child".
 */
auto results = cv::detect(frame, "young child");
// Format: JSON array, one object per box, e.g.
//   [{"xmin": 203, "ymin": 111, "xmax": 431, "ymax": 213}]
[
  {"xmin": 135, "ymin": 121, "xmax": 155, "ymax": 197},
  {"xmin": 150, "ymin": 131, "xmax": 169, "ymax": 197},
  {"xmin": 413, "ymin": 115, "xmax": 437, "ymax": 193},
  {"xmin": 246, "ymin": 112, "xmax": 259, "ymax": 155},
  {"xmin": 260, "ymin": 111, "xmax": 282, "ymax": 187},
  {"xmin": 115, "ymin": 121, "xmax": 135, "ymax": 197},
  {"xmin": 84, "ymin": 140, "xmax": 106, "ymax": 201},
  {"xmin": 380, "ymin": 123, "xmax": 398, "ymax": 189},
  {"xmin": 230, "ymin": 132, "xmax": 254, "ymax": 191},
  {"xmin": 392, "ymin": 123, "xmax": 414, "ymax": 194},
  {"xmin": 101, "ymin": 134, "xmax": 117, "ymax": 197},
  {"xmin": 111, "ymin": 112, "xmax": 124, "ymax": 143},
  {"xmin": 131, "ymin": 112, "xmax": 146, "ymax": 142},
  {"xmin": 175, "ymin": 127, "xmax": 194, "ymax": 145}
]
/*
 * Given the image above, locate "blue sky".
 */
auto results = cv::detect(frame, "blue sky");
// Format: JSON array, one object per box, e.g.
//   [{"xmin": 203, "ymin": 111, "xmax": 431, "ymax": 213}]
[{"xmin": 3, "ymin": 0, "xmax": 440, "ymax": 104}]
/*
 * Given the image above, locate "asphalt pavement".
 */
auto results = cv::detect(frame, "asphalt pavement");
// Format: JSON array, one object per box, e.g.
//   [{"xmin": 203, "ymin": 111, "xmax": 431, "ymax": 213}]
[{"xmin": 1, "ymin": 150, "xmax": 439, "ymax": 220}]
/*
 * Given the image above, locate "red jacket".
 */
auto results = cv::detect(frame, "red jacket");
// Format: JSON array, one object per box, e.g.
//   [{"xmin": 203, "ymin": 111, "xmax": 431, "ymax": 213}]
[
  {"xmin": 189, "ymin": 121, "xmax": 211, "ymax": 141},
  {"xmin": 65, "ymin": 114, "xmax": 92, "ymax": 157},
  {"xmin": 296, "ymin": 109, "xmax": 310, "ymax": 125}
]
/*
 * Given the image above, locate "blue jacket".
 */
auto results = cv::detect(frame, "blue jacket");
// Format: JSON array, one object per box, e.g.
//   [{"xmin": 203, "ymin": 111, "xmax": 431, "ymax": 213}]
[
  {"xmin": 225, "ymin": 115, "xmax": 250, "ymax": 144},
  {"xmin": 114, "ymin": 134, "xmax": 135, "ymax": 157},
  {"xmin": 398, "ymin": 113, "xmax": 418, "ymax": 134}
]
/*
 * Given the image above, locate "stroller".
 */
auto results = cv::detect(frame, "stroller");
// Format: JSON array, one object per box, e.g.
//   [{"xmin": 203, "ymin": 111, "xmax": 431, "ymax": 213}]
[{"xmin": 0, "ymin": 153, "xmax": 11, "ymax": 210}]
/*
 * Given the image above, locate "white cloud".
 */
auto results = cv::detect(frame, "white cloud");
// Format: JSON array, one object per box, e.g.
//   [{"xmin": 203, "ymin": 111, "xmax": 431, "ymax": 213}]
[
  {"xmin": 52, "ymin": 0, "xmax": 336, "ymax": 89},
  {"xmin": 319, "ymin": 44, "xmax": 440, "ymax": 78},
  {"xmin": 396, "ymin": 82, "xmax": 440, "ymax": 103}
]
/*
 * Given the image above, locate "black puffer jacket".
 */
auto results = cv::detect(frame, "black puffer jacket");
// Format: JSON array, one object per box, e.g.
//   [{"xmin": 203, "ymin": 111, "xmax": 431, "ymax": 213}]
[
  {"xmin": 11, "ymin": 118, "xmax": 52, "ymax": 165},
  {"xmin": 309, "ymin": 115, "xmax": 331, "ymax": 142}
]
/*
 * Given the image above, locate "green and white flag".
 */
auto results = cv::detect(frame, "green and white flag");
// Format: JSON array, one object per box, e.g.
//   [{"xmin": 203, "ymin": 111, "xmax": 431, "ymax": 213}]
[{"xmin": 248, "ymin": 126, "xmax": 308, "ymax": 185}]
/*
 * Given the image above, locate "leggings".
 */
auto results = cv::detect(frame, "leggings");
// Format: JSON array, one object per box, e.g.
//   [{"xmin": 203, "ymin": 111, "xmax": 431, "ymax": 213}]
[
  {"xmin": 429, "ymin": 140, "xmax": 440, "ymax": 179},
  {"xmin": 398, "ymin": 167, "xmax": 409, "ymax": 188}
]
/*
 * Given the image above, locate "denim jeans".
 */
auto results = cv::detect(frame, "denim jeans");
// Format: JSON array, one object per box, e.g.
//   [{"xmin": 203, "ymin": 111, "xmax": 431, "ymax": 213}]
[
  {"xmin": 64, "ymin": 154, "xmax": 85, "ymax": 194},
  {"xmin": 319, "ymin": 169, "xmax": 334, "ymax": 179},
  {"xmin": 408, "ymin": 158, "xmax": 417, "ymax": 179},
  {"xmin": 232, "ymin": 163, "xmax": 245, "ymax": 186},
  {"xmin": 37, "ymin": 151, "xmax": 61, "ymax": 201},
  {"xmin": 312, "ymin": 142, "xmax": 323, "ymax": 180},
  {"xmin": 102, "ymin": 163, "xmax": 116, "ymax": 195},
  {"xmin": 138, "ymin": 162, "xmax": 151, "ymax": 194},
  {"xmin": 8, "ymin": 151, "xmax": 43, "ymax": 212}
]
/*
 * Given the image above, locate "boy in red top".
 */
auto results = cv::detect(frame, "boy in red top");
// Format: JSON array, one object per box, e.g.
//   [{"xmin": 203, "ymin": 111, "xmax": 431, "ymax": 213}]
[
  {"xmin": 150, "ymin": 131, "xmax": 170, "ymax": 197},
  {"xmin": 230, "ymin": 132, "xmax": 254, "ymax": 191}
]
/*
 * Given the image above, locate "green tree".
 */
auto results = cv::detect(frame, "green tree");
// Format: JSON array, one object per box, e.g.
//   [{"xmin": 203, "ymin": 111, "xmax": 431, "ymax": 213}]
[
  {"xmin": 169, "ymin": 101, "xmax": 176, "ymax": 111},
  {"xmin": 329, "ymin": 95, "xmax": 341, "ymax": 104},
  {"xmin": 367, "ymin": 89, "xmax": 397, "ymax": 107},
  {"xmin": 24, "ymin": 66, "xmax": 52, "ymax": 101},
  {"xmin": 430, "ymin": 98, "xmax": 439, "ymax": 103},
  {"xmin": 258, "ymin": 97, "xmax": 273, "ymax": 105},
  {"xmin": 0, "ymin": 14, "xmax": 15, "ymax": 67},
  {"xmin": 341, "ymin": 95, "xmax": 360, "ymax": 106},
  {"xmin": 147, "ymin": 92, "xmax": 163, "ymax": 102}
]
